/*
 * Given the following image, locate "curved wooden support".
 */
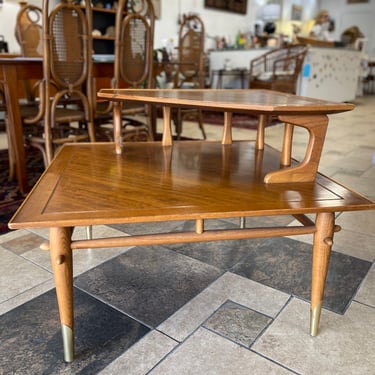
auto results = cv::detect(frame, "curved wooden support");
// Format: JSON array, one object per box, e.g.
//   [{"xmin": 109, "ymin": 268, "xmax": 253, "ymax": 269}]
[
  {"xmin": 310, "ymin": 212, "xmax": 335, "ymax": 336},
  {"xmin": 49, "ymin": 227, "xmax": 74, "ymax": 362},
  {"xmin": 265, "ymin": 114, "xmax": 329, "ymax": 183}
]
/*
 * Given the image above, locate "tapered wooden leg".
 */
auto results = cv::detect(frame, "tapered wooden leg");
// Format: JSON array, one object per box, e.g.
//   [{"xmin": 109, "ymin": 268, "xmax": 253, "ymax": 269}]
[
  {"xmin": 113, "ymin": 102, "xmax": 122, "ymax": 154},
  {"xmin": 49, "ymin": 227, "xmax": 74, "ymax": 362},
  {"xmin": 162, "ymin": 106, "xmax": 173, "ymax": 146},
  {"xmin": 222, "ymin": 112, "xmax": 232, "ymax": 145},
  {"xmin": 255, "ymin": 114, "xmax": 267, "ymax": 150},
  {"xmin": 280, "ymin": 122, "xmax": 294, "ymax": 166},
  {"xmin": 310, "ymin": 212, "xmax": 334, "ymax": 336}
]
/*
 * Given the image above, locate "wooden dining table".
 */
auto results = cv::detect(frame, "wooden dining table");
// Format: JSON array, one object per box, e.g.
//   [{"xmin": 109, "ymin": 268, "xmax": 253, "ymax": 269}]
[
  {"xmin": 0, "ymin": 56, "xmax": 114, "ymax": 194},
  {"xmin": 9, "ymin": 89, "xmax": 375, "ymax": 362}
]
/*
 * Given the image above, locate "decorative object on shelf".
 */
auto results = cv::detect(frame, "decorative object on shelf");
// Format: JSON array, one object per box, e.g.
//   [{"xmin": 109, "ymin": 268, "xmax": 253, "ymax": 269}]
[
  {"xmin": 256, "ymin": 2, "xmax": 280, "ymax": 36},
  {"xmin": 92, "ymin": 29, "xmax": 102, "ymax": 36},
  {"xmin": 105, "ymin": 25, "xmax": 115, "ymax": 37}
]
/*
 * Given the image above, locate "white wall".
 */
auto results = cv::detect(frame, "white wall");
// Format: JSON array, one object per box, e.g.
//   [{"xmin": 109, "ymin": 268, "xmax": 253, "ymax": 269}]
[
  {"xmin": 0, "ymin": 0, "xmax": 22, "ymax": 53},
  {"xmin": 153, "ymin": 0, "xmax": 263, "ymax": 51},
  {"xmin": 321, "ymin": 0, "xmax": 375, "ymax": 55},
  {"xmin": 1, "ymin": 0, "xmax": 374, "ymax": 56},
  {"xmin": 0, "ymin": 0, "xmax": 40, "ymax": 53}
]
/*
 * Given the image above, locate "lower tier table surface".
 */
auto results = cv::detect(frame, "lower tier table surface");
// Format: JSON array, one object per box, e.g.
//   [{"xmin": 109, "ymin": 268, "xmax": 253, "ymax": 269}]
[
  {"xmin": 8, "ymin": 141, "xmax": 375, "ymax": 362},
  {"xmin": 9, "ymin": 141, "xmax": 373, "ymax": 228}
]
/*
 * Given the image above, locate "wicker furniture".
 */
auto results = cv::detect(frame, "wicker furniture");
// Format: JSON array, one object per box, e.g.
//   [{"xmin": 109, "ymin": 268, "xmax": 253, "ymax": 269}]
[
  {"xmin": 96, "ymin": 0, "xmax": 155, "ymax": 142},
  {"xmin": 15, "ymin": 3, "xmax": 43, "ymax": 58},
  {"xmin": 249, "ymin": 44, "xmax": 308, "ymax": 94},
  {"xmin": 172, "ymin": 14, "xmax": 207, "ymax": 139},
  {"xmin": 0, "ymin": 57, "xmax": 115, "ymax": 193},
  {"xmin": 24, "ymin": 0, "xmax": 96, "ymax": 166}
]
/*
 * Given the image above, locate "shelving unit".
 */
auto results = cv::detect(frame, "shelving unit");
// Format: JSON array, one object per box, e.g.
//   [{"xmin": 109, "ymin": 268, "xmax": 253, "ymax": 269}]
[{"xmin": 85, "ymin": 0, "xmax": 118, "ymax": 55}]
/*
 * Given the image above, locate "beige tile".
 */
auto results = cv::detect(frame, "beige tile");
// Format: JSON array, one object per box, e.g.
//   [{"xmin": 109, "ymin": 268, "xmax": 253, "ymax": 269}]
[
  {"xmin": 0, "ymin": 247, "xmax": 52, "ymax": 304},
  {"xmin": 0, "ymin": 229, "xmax": 31, "ymax": 244},
  {"xmin": 0, "ymin": 279, "xmax": 54, "ymax": 315},
  {"xmin": 22, "ymin": 225, "xmax": 134, "ymax": 276},
  {"xmin": 286, "ymin": 217, "xmax": 375, "ymax": 261},
  {"xmin": 253, "ymin": 298, "xmax": 375, "ymax": 375},
  {"xmin": 335, "ymin": 210, "xmax": 375, "ymax": 237},
  {"xmin": 99, "ymin": 330, "xmax": 178, "ymax": 375},
  {"xmin": 1, "ymin": 232, "xmax": 46, "ymax": 255},
  {"xmin": 355, "ymin": 263, "xmax": 375, "ymax": 307},
  {"xmin": 157, "ymin": 272, "xmax": 289, "ymax": 342},
  {"xmin": 23, "ymin": 244, "xmax": 132, "ymax": 277},
  {"xmin": 150, "ymin": 328, "xmax": 292, "ymax": 374}
]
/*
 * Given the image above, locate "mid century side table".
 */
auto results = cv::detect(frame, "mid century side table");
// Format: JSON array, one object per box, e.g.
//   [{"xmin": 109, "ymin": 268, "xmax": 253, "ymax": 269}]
[{"xmin": 9, "ymin": 89, "xmax": 375, "ymax": 362}]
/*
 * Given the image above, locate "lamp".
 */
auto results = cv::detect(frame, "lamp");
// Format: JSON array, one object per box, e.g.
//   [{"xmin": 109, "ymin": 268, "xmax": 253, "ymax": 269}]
[
  {"xmin": 257, "ymin": 3, "xmax": 281, "ymax": 21},
  {"xmin": 256, "ymin": 3, "xmax": 281, "ymax": 35}
]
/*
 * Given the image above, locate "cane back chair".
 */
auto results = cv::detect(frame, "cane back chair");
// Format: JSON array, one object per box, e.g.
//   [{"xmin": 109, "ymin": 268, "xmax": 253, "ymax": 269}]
[
  {"xmin": 15, "ymin": 3, "xmax": 43, "ymax": 58},
  {"xmin": 172, "ymin": 14, "xmax": 207, "ymax": 139},
  {"xmin": 96, "ymin": 0, "xmax": 155, "ymax": 142},
  {"xmin": 5, "ymin": 4, "xmax": 44, "ymax": 179},
  {"xmin": 249, "ymin": 44, "xmax": 308, "ymax": 94},
  {"xmin": 25, "ymin": 0, "xmax": 96, "ymax": 166}
]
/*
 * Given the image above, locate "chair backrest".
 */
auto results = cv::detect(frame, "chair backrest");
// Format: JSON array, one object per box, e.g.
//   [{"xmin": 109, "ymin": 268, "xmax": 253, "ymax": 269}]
[
  {"xmin": 174, "ymin": 14, "xmax": 206, "ymax": 89},
  {"xmin": 15, "ymin": 4, "xmax": 43, "ymax": 57},
  {"xmin": 42, "ymin": 0, "xmax": 94, "ymax": 162},
  {"xmin": 43, "ymin": 0, "xmax": 93, "ymax": 93},
  {"xmin": 249, "ymin": 44, "xmax": 308, "ymax": 94},
  {"xmin": 114, "ymin": 0, "xmax": 155, "ymax": 89},
  {"xmin": 251, "ymin": 44, "xmax": 307, "ymax": 75}
]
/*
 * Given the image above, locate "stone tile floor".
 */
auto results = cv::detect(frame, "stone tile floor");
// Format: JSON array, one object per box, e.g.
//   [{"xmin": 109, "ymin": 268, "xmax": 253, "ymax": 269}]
[{"xmin": 0, "ymin": 96, "xmax": 374, "ymax": 374}]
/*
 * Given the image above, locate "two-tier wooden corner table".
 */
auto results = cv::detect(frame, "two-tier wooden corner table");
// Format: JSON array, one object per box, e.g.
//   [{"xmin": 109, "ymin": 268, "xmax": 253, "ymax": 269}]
[{"xmin": 9, "ymin": 89, "xmax": 375, "ymax": 362}]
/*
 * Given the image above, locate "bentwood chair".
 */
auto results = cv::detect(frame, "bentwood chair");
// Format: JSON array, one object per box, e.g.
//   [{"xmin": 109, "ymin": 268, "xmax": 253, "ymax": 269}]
[
  {"xmin": 95, "ymin": 0, "xmax": 155, "ymax": 142},
  {"xmin": 172, "ymin": 14, "xmax": 207, "ymax": 139},
  {"xmin": 15, "ymin": 3, "xmax": 43, "ymax": 58},
  {"xmin": 248, "ymin": 44, "xmax": 308, "ymax": 94},
  {"xmin": 22, "ymin": 0, "xmax": 96, "ymax": 166},
  {"xmin": 14, "ymin": 3, "xmax": 44, "ymax": 103},
  {"xmin": 4, "ymin": 4, "xmax": 44, "ymax": 179}
]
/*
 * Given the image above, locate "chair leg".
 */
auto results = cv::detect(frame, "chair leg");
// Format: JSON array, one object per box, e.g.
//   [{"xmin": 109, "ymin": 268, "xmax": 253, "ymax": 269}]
[
  {"xmin": 198, "ymin": 110, "xmax": 206, "ymax": 140},
  {"xmin": 310, "ymin": 212, "xmax": 335, "ymax": 336},
  {"xmin": 5, "ymin": 116, "xmax": 16, "ymax": 180},
  {"xmin": 175, "ymin": 109, "xmax": 182, "ymax": 140}
]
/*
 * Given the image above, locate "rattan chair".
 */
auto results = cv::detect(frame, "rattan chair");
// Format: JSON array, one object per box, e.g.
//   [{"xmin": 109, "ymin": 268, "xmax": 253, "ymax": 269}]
[
  {"xmin": 172, "ymin": 14, "xmax": 207, "ymax": 140},
  {"xmin": 5, "ymin": 4, "xmax": 44, "ymax": 179},
  {"xmin": 14, "ymin": 3, "xmax": 46, "ymax": 107},
  {"xmin": 15, "ymin": 3, "xmax": 43, "ymax": 58},
  {"xmin": 24, "ymin": 0, "xmax": 95, "ymax": 165},
  {"xmin": 95, "ymin": 0, "xmax": 155, "ymax": 142},
  {"xmin": 249, "ymin": 44, "xmax": 308, "ymax": 94}
]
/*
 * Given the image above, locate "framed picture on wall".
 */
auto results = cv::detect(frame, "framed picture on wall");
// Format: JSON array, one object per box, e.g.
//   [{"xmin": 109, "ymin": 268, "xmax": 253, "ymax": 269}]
[
  {"xmin": 291, "ymin": 5, "xmax": 302, "ymax": 21},
  {"xmin": 347, "ymin": 0, "xmax": 369, "ymax": 3},
  {"xmin": 204, "ymin": 0, "xmax": 248, "ymax": 15}
]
